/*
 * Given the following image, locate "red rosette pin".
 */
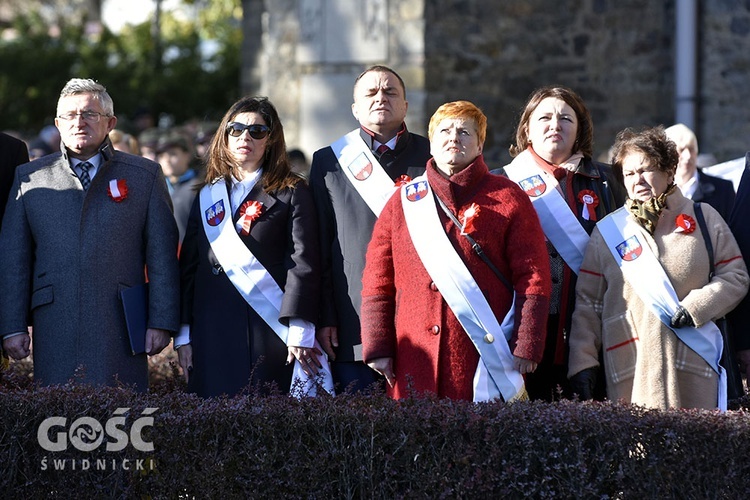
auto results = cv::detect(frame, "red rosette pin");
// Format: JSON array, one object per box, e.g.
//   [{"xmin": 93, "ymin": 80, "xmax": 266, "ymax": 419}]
[
  {"xmin": 578, "ymin": 189, "xmax": 599, "ymax": 221},
  {"xmin": 394, "ymin": 175, "xmax": 412, "ymax": 187},
  {"xmin": 107, "ymin": 179, "xmax": 128, "ymax": 203},
  {"xmin": 236, "ymin": 200, "xmax": 264, "ymax": 235},
  {"xmin": 675, "ymin": 213, "xmax": 696, "ymax": 234},
  {"xmin": 459, "ymin": 202, "xmax": 481, "ymax": 235}
]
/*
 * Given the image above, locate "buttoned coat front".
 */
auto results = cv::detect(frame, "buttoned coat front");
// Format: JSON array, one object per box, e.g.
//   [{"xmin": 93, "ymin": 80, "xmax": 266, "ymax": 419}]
[
  {"xmin": 361, "ymin": 157, "xmax": 551, "ymax": 400},
  {"xmin": 0, "ymin": 140, "xmax": 179, "ymax": 390}
]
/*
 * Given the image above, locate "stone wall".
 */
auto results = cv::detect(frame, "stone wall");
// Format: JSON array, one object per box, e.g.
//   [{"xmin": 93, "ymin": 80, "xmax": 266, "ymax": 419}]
[
  {"xmin": 252, "ymin": 0, "xmax": 750, "ymax": 165},
  {"xmin": 700, "ymin": 0, "xmax": 750, "ymax": 161}
]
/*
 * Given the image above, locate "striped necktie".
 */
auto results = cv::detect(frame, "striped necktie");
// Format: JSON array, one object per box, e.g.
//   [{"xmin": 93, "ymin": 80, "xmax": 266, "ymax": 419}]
[{"xmin": 79, "ymin": 161, "xmax": 92, "ymax": 191}]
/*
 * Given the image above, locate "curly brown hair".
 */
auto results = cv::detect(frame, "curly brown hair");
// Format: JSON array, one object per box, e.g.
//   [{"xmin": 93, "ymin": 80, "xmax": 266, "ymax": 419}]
[{"xmin": 610, "ymin": 126, "xmax": 679, "ymax": 185}]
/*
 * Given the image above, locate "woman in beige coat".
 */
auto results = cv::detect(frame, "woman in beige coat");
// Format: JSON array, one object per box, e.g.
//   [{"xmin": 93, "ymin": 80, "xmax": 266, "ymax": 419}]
[{"xmin": 568, "ymin": 126, "xmax": 748, "ymax": 410}]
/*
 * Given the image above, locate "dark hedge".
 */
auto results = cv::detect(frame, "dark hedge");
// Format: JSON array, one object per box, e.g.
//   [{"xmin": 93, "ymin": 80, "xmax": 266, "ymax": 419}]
[{"xmin": 1, "ymin": 360, "xmax": 749, "ymax": 499}]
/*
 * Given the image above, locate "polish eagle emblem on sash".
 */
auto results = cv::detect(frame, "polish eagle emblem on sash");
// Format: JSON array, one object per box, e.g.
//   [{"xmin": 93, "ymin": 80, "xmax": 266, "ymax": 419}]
[
  {"xmin": 347, "ymin": 153, "xmax": 373, "ymax": 181},
  {"xmin": 205, "ymin": 200, "xmax": 226, "ymax": 226},
  {"xmin": 616, "ymin": 235, "xmax": 642, "ymax": 261},
  {"xmin": 405, "ymin": 180, "xmax": 429, "ymax": 202},
  {"xmin": 519, "ymin": 175, "xmax": 546, "ymax": 197}
]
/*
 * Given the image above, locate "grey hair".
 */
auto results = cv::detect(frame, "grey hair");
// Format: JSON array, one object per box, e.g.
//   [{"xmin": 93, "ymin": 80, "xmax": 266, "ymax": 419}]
[{"xmin": 57, "ymin": 78, "xmax": 115, "ymax": 116}]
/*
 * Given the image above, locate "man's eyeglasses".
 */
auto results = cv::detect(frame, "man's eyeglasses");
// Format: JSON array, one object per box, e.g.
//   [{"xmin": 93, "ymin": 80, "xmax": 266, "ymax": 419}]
[
  {"xmin": 57, "ymin": 111, "xmax": 110, "ymax": 123},
  {"xmin": 226, "ymin": 122, "xmax": 270, "ymax": 139}
]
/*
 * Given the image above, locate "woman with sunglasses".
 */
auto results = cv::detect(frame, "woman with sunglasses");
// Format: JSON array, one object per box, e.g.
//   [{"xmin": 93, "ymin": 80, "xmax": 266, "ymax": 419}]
[{"xmin": 175, "ymin": 96, "xmax": 333, "ymax": 397}]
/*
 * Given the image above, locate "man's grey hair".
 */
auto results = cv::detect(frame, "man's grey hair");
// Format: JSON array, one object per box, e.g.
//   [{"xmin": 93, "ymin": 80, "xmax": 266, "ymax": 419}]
[{"xmin": 57, "ymin": 78, "xmax": 115, "ymax": 116}]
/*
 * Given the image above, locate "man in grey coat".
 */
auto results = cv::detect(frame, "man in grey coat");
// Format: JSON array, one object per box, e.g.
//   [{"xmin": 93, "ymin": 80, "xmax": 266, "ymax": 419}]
[{"xmin": 0, "ymin": 78, "xmax": 179, "ymax": 390}]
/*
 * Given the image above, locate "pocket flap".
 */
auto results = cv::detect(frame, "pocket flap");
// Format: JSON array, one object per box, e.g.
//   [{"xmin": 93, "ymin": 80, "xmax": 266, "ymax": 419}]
[{"xmin": 31, "ymin": 285, "xmax": 54, "ymax": 310}]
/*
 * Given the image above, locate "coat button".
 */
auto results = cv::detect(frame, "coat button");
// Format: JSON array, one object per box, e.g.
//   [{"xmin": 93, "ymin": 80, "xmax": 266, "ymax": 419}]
[
  {"xmin": 429, "ymin": 282, "xmax": 438, "ymax": 291},
  {"xmin": 430, "ymin": 325, "xmax": 440, "ymax": 335},
  {"xmin": 484, "ymin": 333, "xmax": 495, "ymax": 344}
]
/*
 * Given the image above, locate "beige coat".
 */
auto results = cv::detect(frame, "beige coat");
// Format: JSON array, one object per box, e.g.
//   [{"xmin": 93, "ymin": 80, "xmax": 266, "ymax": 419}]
[{"xmin": 568, "ymin": 189, "xmax": 749, "ymax": 409}]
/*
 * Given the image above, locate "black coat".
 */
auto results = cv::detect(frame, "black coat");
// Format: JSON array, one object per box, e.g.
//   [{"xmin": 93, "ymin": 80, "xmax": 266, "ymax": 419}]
[
  {"xmin": 0, "ymin": 132, "xmax": 30, "ymax": 227},
  {"xmin": 308, "ymin": 127, "xmax": 430, "ymax": 361},
  {"xmin": 693, "ymin": 170, "xmax": 735, "ymax": 222},
  {"xmin": 180, "ymin": 179, "xmax": 320, "ymax": 397},
  {"xmin": 728, "ymin": 153, "xmax": 750, "ymax": 351}
]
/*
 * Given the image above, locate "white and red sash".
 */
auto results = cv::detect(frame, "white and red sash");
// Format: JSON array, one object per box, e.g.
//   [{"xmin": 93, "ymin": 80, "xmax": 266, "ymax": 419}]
[
  {"xmin": 504, "ymin": 150, "xmax": 590, "ymax": 274},
  {"xmin": 400, "ymin": 176, "xmax": 526, "ymax": 403},
  {"xmin": 598, "ymin": 208, "xmax": 726, "ymax": 410},
  {"xmin": 199, "ymin": 180, "xmax": 334, "ymax": 397},
  {"xmin": 331, "ymin": 129, "xmax": 400, "ymax": 217}
]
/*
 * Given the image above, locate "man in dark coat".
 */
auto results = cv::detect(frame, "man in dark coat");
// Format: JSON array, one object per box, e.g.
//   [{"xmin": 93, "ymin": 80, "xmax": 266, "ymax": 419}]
[
  {"xmin": 308, "ymin": 65, "xmax": 431, "ymax": 392},
  {"xmin": 0, "ymin": 132, "xmax": 30, "ymax": 226},
  {"xmin": 0, "ymin": 132, "xmax": 30, "ymax": 367},
  {"xmin": 728, "ymin": 152, "xmax": 750, "ymax": 382},
  {"xmin": 666, "ymin": 123, "xmax": 735, "ymax": 220},
  {"xmin": 0, "ymin": 78, "xmax": 179, "ymax": 390}
]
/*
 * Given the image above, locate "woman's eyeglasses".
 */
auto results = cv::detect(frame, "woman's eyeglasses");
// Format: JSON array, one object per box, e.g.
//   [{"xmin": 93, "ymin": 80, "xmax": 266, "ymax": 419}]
[{"xmin": 226, "ymin": 122, "xmax": 270, "ymax": 139}]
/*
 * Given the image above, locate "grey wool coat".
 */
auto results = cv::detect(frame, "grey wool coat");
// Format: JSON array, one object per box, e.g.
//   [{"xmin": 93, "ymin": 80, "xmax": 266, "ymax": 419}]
[{"xmin": 0, "ymin": 139, "xmax": 179, "ymax": 390}]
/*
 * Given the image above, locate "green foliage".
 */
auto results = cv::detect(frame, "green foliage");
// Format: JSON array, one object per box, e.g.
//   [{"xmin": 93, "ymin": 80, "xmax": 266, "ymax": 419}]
[{"xmin": 0, "ymin": 2, "xmax": 241, "ymax": 135}]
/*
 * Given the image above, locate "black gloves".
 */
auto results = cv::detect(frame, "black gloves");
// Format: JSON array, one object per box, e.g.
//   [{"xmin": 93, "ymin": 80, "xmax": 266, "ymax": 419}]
[
  {"xmin": 670, "ymin": 306, "xmax": 694, "ymax": 328},
  {"xmin": 569, "ymin": 367, "xmax": 598, "ymax": 401}
]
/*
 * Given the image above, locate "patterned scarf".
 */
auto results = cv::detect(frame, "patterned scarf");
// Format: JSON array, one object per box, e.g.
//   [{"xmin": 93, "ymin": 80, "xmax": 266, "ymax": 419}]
[{"xmin": 625, "ymin": 184, "xmax": 677, "ymax": 234}]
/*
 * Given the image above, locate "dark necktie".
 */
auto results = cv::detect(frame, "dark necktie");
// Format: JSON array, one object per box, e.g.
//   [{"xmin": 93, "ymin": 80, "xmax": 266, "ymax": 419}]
[
  {"xmin": 552, "ymin": 166, "xmax": 567, "ymax": 180},
  {"xmin": 79, "ymin": 161, "xmax": 92, "ymax": 191},
  {"xmin": 376, "ymin": 144, "xmax": 390, "ymax": 155}
]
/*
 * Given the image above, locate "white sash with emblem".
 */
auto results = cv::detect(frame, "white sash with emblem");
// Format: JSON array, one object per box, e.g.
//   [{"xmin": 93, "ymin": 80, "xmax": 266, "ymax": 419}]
[
  {"xmin": 331, "ymin": 129, "xmax": 398, "ymax": 217},
  {"xmin": 400, "ymin": 177, "xmax": 526, "ymax": 402},
  {"xmin": 199, "ymin": 180, "xmax": 334, "ymax": 397},
  {"xmin": 597, "ymin": 208, "xmax": 726, "ymax": 410},
  {"xmin": 504, "ymin": 150, "xmax": 590, "ymax": 274}
]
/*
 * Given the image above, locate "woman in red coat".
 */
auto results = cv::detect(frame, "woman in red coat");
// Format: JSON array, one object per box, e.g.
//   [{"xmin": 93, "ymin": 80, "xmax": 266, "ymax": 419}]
[{"xmin": 360, "ymin": 101, "xmax": 551, "ymax": 401}]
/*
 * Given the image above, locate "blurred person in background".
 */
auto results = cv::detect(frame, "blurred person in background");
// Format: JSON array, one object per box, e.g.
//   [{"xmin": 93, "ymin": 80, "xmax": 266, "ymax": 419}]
[
  {"xmin": 109, "ymin": 129, "xmax": 140, "ymax": 155},
  {"xmin": 664, "ymin": 123, "xmax": 735, "ymax": 221},
  {"xmin": 194, "ymin": 122, "xmax": 218, "ymax": 160},
  {"xmin": 287, "ymin": 148, "xmax": 309, "ymax": 177},
  {"xmin": 138, "ymin": 127, "xmax": 162, "ymax": 163},
  {"xmin": 156, "ymin": 129, "xmax": 203, "ymax": 245}
]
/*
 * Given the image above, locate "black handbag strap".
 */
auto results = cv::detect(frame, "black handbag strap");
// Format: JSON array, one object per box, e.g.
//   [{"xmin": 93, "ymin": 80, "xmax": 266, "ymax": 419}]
[
  {"xmin": 433, "ymin": 192, "xmax": 514, "ymax": 292},
  {"xmin": 693, "ymin": 203, "xmax": 715, "ymax": 279}
]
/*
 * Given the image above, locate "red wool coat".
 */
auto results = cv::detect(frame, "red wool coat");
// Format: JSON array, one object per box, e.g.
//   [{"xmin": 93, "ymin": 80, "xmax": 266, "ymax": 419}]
[{"xmin": 361, "ymin": 156, "xmax": 551, "ymax": 400}]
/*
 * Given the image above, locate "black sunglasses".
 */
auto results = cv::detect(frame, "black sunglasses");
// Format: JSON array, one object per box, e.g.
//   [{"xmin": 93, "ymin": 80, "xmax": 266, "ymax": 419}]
[{"xmin": 226, "ymin": 122, "xmax": 271, "ymax": 139}]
